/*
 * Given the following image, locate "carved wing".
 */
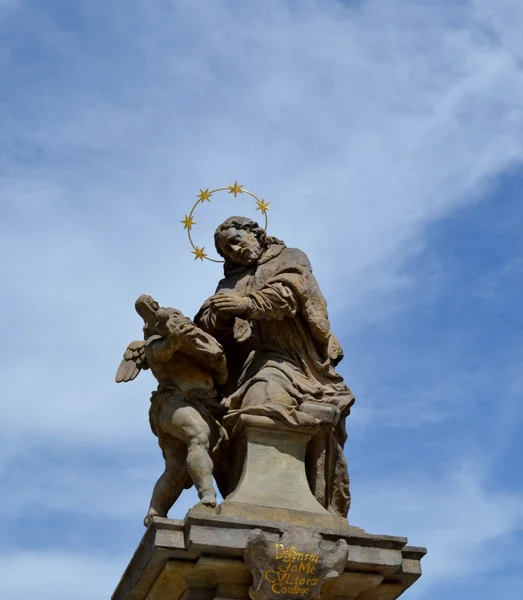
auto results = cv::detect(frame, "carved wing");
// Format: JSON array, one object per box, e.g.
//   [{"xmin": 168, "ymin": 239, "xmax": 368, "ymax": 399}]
[{"xmin": 115, "ymin": 340, "xmax": 149, "ymax": 383}]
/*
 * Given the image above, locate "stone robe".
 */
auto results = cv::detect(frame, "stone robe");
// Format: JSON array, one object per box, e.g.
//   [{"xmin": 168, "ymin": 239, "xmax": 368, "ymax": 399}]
[{"xmin": 195, "ymin": 243, "xmax": 355, "ymax": 517}]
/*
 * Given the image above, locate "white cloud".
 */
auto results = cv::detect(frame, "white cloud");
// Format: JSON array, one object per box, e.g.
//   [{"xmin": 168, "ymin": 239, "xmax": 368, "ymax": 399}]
[
  {"xmin": 0, "ymin": 443, "xmax": 199, "ymax": 522},
  {"xmin": 1, "ymin": 0, "xmax": 522, "ymax": 444},
  {"xmin": 2, "ymin": 459, "xmax": 521, "ymax": 600},
  {"xmin": 0, "ymin": 551, "xmax": 126, "ymax": 600},
  {"xmin": 0, "ymin": 2, "xmax": 522, "ymax": 597},
  {"xmin": 353, "ymin": 461, "xmax": 523, "ymax": 589}
]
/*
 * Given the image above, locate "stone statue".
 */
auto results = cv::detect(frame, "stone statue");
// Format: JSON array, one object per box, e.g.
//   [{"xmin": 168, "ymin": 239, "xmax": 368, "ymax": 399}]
[
  {"xmin": 113, "ymin": 191, "xmax": 427, "ymax": 600},
  {"xmin": 195, "ymin": 216, "xmax": 355, "ymax": 517},
  {"xmin": 116, "ymin": 294, "xmax": 228, "ymax": 526}
]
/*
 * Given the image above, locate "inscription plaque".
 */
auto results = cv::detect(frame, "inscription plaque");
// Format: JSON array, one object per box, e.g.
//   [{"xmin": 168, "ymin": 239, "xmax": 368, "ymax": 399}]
[{"xmin": 244, "ymin": 528, "xmax": 348, "ymax": 600}]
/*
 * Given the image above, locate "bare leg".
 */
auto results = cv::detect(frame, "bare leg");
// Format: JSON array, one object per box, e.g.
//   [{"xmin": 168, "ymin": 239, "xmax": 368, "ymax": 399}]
[
  {"xmin": 144, "ymin": 440, "xmax": 188, "ymax": 527},
  {"xmin": 185, "ymin": 432, "xmax": 216, "ymax": 506},
  {"xmin": 158, "ymin": 399, "xmax": 217, "ymax": 509}
]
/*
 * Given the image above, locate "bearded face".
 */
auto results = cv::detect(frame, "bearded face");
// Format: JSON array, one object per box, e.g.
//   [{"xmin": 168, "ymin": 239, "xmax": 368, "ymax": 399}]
[{"xmin": 216, "ymin": 225, "xmax": 265, "ymax": 266}]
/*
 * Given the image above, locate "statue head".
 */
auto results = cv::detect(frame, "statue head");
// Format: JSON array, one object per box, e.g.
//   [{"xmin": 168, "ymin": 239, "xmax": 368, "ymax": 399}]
[
  {"xmin": 135, "ymin": 294, "xmax": 184, "ymax": 339},
  {"xmin": 214, "ymin": 216, "xmax": 269, "ymax": 267}
]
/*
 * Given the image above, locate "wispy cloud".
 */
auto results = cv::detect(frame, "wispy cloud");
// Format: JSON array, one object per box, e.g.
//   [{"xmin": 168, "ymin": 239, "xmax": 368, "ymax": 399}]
[
  {"xmin": 0, "ymin": 551, "xmax": 127, "ymax": 600},
  {"xmin": 354, "ymin": 460, "xmax": 523, "ymax": 589},
  {"xmin": 1, "ymin": 1, "xmax": 522, "ymax": 598},
  {"xmin": 2, "ymin": 0, "xmax": 523, "ymax": 442}
]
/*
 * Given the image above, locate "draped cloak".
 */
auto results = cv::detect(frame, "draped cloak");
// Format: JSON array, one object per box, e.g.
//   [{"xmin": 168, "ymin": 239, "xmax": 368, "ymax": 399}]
[{"xmin": 195, "ymin": 243, "xmax": 355, "ymax": 517}]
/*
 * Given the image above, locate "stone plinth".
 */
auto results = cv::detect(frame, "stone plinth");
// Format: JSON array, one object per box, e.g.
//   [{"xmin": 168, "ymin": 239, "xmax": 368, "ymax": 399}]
[
  {"xmin": 112, "ymin": 514, "xmax": 426, "ymax": 600},
  {"xmin": 112, "ymin": 414, "xmax": 426, "ymax": 600},
  {"xmin": 218, "ymin": 414, "xmax": 349, "ymax": 531}
]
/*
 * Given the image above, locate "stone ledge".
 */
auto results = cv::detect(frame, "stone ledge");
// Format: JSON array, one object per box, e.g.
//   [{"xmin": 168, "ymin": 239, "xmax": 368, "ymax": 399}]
[{"xmin": 112, "ymin": 514, "xmax": 426, "ymax": 600}]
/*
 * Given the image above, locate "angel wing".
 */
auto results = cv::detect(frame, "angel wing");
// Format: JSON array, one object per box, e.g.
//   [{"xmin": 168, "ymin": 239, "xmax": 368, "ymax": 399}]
[{"xmin": 115, "ymin": 340, "xmax": 149, "ymax": 383}]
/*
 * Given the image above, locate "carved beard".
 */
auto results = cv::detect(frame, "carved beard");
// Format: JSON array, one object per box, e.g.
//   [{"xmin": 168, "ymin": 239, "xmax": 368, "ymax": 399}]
[
  {"xmin": 223, "ymin": 240, "xmax": 264, "ymax": 267},
  {"xmin": 238, "ymin": 243, "xmax": 264, "ymax": 265},
  {"xmin": 222, "ymin": 245, "xmax": 265, "ymax": 276}
]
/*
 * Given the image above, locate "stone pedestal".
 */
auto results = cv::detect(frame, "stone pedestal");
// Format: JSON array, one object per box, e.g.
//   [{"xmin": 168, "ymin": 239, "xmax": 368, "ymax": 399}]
[
  {"xmin": 218, "ymin": 414, "xmax": 349, "ymax": 531},
  {"xmin": 112, "ymin": 514, "xmax": 426, "ymax": 600},
  {"xmin": 112, "ymin": 415, "xmax": 426, "ymax": 600}
]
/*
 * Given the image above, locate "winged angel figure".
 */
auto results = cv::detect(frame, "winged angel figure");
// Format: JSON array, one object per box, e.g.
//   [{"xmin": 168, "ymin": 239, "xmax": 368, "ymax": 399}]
[{"xmin": 116, "ymin": 294, "xmax": 228, "ymax": 526}]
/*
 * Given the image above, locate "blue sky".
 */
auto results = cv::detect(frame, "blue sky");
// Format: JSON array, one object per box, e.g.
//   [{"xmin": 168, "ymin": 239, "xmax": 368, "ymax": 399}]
[{"xmin": 1, "ymin": 0, "xmax": 522, "ymax": 598}]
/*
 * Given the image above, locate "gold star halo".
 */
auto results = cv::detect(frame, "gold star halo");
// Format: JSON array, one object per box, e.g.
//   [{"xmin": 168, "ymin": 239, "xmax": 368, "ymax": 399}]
[
  {"xmin": 256, "ymin": 198, "xmax": 270, "ymax": 215},
  {"xmin": 181, "ymin": 215, "xmax": 196, "ymax": 230},
  {"xmin": 197, "ymin": 188, "xmax": 212, "ymax": 203},
  {"xmin": 192, "ymin": 246, "xmax": 207, "ymax": 261},
  {"xmin": 227, "ymin": 181, "xmax": 243, "ymax": 197},
  {"xmin": 182, "ymin": 182, "xmax": 270, "ymax": 263}
]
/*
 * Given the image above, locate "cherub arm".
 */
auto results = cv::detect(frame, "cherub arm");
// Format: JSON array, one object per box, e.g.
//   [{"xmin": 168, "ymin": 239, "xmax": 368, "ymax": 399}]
[
  {"xmin": 144, "ymin": 312, "xmax": 189, "ymax": 363},
  {"xmin": 177, "ymin": 321, "xmax": 228, "ymax": 385},
  {"xmin": 144, "ymin": 310, "xmax": 228, "ymax": 384}
]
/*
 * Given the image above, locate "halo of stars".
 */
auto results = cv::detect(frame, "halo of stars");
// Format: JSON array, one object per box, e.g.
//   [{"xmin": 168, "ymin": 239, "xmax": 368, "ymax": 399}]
[{"xmin": 181, "ymin": 182, "xmax": 270, "ymax": 262}]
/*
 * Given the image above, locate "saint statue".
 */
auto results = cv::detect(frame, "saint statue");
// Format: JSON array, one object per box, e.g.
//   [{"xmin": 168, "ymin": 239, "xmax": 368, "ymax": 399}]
[{"xmin": 195, "ymin": 216, "xmax": 355, "ymax": 517}]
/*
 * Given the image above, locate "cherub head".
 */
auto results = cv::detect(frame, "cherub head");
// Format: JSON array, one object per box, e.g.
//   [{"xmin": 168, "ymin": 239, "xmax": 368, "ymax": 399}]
[{"xmin": 135, "ymin": 295, "xmax": 184, "ymax": 339}]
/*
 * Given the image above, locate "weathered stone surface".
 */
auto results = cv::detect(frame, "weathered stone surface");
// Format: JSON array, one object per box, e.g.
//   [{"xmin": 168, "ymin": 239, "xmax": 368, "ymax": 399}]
[
  {"xmin": 195, "ymin": 217, "xmax": 356, "ymax": 517},
  {"xmin": 116, "ymin": 295, "xmax": 228, "ymax": 525},
  {"xmin": 114, "ymin": 217, "xmax": 357, "ymax": 527},
  {"xmin": 244, "ymin": 527, "xmax": 348, "ymax": 600},
  {"xmin": 112, "ymin": 214, "xmax": 427, "ymax": 600},
  {"xmin": 218, "ymin": 414, "xmax": 350, "ymax": 531},
  {"xmin": 322, "ymin": 572, "xmax": 384, "ymax": 600},
  {"xmin": 112, "ymin": 515, "xmax": 426, "ymax": 600}
]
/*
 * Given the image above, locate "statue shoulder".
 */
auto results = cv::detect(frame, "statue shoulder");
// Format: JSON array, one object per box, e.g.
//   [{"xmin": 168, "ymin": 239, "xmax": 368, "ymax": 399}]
[{"xmin": 279, "ymin": 246, "xmax": 312, "ymax": 270}]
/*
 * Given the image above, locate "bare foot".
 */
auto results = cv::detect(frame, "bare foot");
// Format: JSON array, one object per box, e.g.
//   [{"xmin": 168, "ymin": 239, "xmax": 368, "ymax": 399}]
[
  {"xmin": 143, "ymin": 514, "xmax": 153, "ymax": 527},
  {"xmin": 199, "ymin": 493, "xmax": 217, "ymax": 507},
  {"xmin": 143, "ymin": 508, "xmax": 163, "ymax": 527}
]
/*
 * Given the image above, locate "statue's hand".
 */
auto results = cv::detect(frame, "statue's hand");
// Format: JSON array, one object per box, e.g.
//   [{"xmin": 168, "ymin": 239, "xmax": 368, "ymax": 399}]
[
  {"xmin": 167, "ymin": 320, "xmax": 193, "ymax": 340},
  {"xmin": 157, "ymin": 309, "xmax": 193, "ymax": 339},
  {"xmin": 173, "ymin": 320, "xmax": 194, "ymax": 338},
  {"xmin": 210, "ymin": 292, "xmax": 251, "ymax": 316}
]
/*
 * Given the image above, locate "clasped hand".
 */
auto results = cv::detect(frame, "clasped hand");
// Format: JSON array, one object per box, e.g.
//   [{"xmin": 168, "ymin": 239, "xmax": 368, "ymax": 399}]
[{"xmin": 210, "ymin": 291, "xmax": 250, "ymax": 316}]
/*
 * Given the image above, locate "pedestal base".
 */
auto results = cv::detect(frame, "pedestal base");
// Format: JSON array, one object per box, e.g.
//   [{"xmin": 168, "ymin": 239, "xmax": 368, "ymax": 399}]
[
  {"xmin": 112, "ymin": 513, "xmax": 426, "ymax": 600},
  {"xmin": 219, "ymin": 414, "xmax": 349, "ymax": 531},
  {"xmin": 218, "ymin": 501, "xmax": 349, "ymax": 531}
]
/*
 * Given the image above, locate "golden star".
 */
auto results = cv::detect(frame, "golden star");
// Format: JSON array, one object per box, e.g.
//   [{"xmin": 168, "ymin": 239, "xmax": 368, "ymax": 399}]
[
  {"xmin": 181, "ymin": 215, "xmax": 196, "ymax": 230},
  {"xmin": 227, "ymin": 181, "xmax": 244, "ymax": 197},
  {"xmin": 255, "ymin": 198, "xmax": 270, "ymax": 215},
  {"xmin": 197, "ymin": 188, "xmax": 212, "ymax": 203},
  {"xmin": 192, "ymin": 246, "xmax": 207, "ymax": 261}
]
